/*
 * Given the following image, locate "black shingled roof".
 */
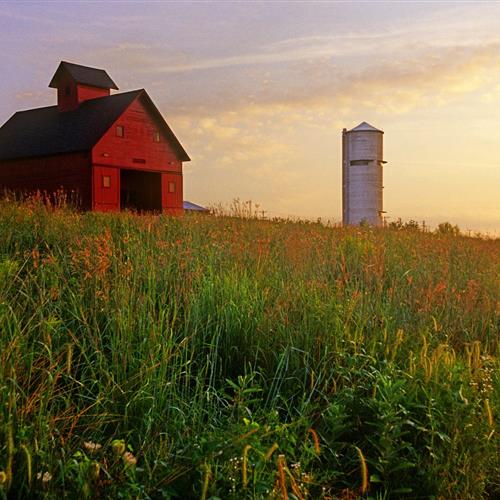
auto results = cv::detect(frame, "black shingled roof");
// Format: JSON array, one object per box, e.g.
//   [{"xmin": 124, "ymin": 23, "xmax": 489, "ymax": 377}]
[
  {"xmin": 49, "ymin": 61, "xmax": 119, "ymax": 90},
  {"xmin": 0, "ymin": 90, "xmax": 190, "ymax": 162}
]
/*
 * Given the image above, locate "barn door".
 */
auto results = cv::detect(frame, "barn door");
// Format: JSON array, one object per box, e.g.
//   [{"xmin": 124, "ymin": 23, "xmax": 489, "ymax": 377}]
[
  {"xmin": 161, "ymin": 172, "xmax": 183, "ymax": 215},
  {"xmin": 93, "ymin": 166, "xmax": 119, "ymax": 211}
]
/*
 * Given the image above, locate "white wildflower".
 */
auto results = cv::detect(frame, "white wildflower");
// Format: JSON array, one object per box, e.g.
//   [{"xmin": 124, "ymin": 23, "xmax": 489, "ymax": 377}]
[{"xmin": 37, "ymin": 471, "xmax": 52, "ymax": 482}]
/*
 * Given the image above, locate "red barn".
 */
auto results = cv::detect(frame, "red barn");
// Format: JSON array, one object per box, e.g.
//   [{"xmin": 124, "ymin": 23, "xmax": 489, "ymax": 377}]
[{"xmin": 0, "ymin": 61, "xmax": 190, "ymax": 213}]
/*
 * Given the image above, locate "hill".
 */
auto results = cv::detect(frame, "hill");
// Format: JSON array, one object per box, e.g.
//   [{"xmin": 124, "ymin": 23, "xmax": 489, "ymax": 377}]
[{"xmin": 0, "ymin": 199, "xmax": 498, "ymax": 498}]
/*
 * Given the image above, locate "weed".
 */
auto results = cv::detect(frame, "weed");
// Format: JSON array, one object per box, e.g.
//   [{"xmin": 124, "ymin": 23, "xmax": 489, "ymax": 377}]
[{"xmin": 0, "ymin": 198, "xmax": 498, "ymax": 497}]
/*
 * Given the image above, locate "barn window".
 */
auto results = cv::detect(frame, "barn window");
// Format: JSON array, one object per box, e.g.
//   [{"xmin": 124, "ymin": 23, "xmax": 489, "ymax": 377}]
[
  {"xmin": 350, "ymin": 160, "xmax": 370, "ymax": 166},
  {"xmin": 154, "ymin": 131, "xmax": 160, "ymax": 142},
  {"xmin": 65, "ymin": 85, "xmax": 71, "ymax": 96},
  {"xmin": 168, "ymin": 181, "xmax": 176, "ymax": 193},
  {"xmin": 116, "ymin": 125, "xmax": 124, "ymax": 138},
  {"xmin": 102, "ymin": 175, "xmax": 111, "ymax": 188}
]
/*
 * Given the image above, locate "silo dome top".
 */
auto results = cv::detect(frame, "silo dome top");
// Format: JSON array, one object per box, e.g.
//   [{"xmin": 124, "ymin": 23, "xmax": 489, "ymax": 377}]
[{"xmin": 349, "ymin": 121, "xmax": 383, "ymax": 133}]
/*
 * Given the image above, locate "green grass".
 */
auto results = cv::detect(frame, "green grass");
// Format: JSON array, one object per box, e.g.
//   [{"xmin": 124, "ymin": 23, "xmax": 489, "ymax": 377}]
[{"xmin": 0, "ymin": 198, "xmax": 498, "ymax": 498}]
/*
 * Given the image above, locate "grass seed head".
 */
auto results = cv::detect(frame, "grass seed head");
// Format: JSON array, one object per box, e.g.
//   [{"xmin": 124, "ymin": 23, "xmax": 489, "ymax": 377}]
[{"xmin": 354, "ymin": 446, "xmax": 369, "ymax": 494}]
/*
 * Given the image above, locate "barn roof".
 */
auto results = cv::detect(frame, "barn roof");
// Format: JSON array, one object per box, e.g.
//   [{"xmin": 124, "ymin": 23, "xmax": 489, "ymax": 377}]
[
  {"xmin": 49, "ymin": 61, "xmax": 119, "ymax": 90},
  {"xmin": 183, "ymin": 200, "xmax": 208, "ymax": 212},
  {"xmin": 0, "ymin": 90, "xmax": 190, "ymax": 162}
]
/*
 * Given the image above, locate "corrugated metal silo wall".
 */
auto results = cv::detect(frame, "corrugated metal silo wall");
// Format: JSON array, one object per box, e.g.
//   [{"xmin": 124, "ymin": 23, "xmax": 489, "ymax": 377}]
[{"xmin": 344, "ymin": 131, "xmax": 383, "ymax": 226}]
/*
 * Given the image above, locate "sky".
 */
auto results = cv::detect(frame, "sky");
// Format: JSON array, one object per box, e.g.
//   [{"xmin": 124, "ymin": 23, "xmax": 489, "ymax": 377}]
[{"xmin": 1, "ymin": 1, "xmax": 499, "ymax": 233}]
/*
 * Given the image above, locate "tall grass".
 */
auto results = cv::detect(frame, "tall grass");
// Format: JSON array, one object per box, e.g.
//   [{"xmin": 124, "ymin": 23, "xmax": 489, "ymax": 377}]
[{"xmin": 0, "ymin": 198, "xmax": 498, "ymax": 498}]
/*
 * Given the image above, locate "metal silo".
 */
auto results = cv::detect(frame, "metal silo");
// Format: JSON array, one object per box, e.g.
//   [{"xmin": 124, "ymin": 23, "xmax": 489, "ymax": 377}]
[{"xmin": 342, "ymin": 122, "xmax": 385, "ymax": 226}]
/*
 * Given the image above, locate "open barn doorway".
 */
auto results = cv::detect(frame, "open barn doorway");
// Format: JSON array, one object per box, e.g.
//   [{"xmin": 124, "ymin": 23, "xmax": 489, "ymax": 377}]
[{"xmin": 120, "ymin": 169, "xmax": 162, "ymax": 212}]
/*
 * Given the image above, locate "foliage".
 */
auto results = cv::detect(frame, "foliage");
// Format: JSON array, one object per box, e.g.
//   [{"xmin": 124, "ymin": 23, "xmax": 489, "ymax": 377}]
[
  {"xmin": 387, "ymin": 218, "xmax": 424, "ymax": 231},
  {"xmin": 436, "ymin": 221, "xmax": 461, "ymax": 236},
  {"xmin": 0, "ymin": 198, "xmax": 498, "ymax": 498}
]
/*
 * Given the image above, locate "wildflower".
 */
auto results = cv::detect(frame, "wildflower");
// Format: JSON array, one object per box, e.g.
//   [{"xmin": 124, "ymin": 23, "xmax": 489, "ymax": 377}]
[
  {"xmin": 83, "ymin": 441, "xmax": 102, "ymax": 453},
  {"xmin": 123, "ymin": 451, "xmax": 137, "ymax": 466},
  {"xmin": 301, "ymin": 472, "xmax": 313, "ymax": 483},
  {"xmin": 36, "ymin": 471, "xmax": 52, "ymax": 482},
  {"xmin": 111, "ymin": 439, "xmax": 126, "ymax": 456}
]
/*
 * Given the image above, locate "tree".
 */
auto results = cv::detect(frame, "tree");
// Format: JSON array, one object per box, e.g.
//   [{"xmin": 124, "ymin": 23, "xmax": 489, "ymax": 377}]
[{"xmin": 436, "ymin": 222, "xmax": 460, "ymax": 236}]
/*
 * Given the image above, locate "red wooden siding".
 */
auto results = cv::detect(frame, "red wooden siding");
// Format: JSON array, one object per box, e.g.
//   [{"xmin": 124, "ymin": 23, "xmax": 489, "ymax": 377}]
[
  {"xmin": 77, "ymin": 84, "xmax": 109, "ymax": 103},
  {"xmin": 162, "ymin": 172, "xmax": 183, "ymax": 215},
  {"xmin": 0, "ymin": 153, "xmax": 91, "ymax": 208},
  {"xmin": 91, "ymin": 95, "xmax": 184, "ymax": 213},
  {"xmin": 92, "ymin": 97, "xmax": 182, "ymax": 173},
  {"xmin": 93, "ymin": 165, "xmax": 119, "ymax": 211},
  {"xmin": 56, "ymin": 73, "xmax": 110, "ymax": 112}
]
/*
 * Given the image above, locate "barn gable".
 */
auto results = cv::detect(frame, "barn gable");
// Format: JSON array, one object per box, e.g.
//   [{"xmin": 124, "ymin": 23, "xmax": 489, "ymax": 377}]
[
  {"xmin": 93, "ymin": 92, "xmax": 190, "ymax": 165},
  {"xmin": 91, "ymin": 92, "xmax": 188, "ymax": 212}
]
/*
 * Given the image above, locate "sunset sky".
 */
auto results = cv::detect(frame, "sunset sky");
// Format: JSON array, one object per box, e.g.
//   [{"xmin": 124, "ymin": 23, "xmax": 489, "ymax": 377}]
[{"xmin": 1, "ymin": 1, "xmax": 499, "ymax": 233}]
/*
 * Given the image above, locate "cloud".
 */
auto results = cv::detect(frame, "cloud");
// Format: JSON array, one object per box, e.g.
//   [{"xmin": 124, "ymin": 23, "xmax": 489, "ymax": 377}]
[
  {"xmin": 9, "ymin": 1, "xmax": 499, "ymax": 123},
  {"xmin": 129, "ymin": 33, "xmax": 498, "ymax": 123},
  {"xmin": 125, "ymin": 3, "xmax": 500, "ymax": 77}
]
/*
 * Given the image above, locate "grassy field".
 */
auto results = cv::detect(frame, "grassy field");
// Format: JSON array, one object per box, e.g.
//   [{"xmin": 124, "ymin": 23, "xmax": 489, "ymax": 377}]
[{"xmin": 0, "ymin": 198, "xmax": 498, "ymax": 499}]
